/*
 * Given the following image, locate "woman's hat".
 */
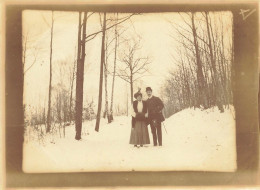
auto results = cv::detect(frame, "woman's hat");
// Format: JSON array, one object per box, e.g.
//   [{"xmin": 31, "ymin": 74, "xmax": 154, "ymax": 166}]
[{"xmin": 134, "ymin": 89, "xmax": 142, "ymax": 99}]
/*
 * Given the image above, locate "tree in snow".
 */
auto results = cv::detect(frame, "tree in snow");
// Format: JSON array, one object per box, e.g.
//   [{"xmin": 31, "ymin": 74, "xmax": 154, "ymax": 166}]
[
  {"xmin": 75, "ymin": 11, "xmax": 89, "ymax": 140},
  {"xmin": 163, "ymin": 12, "xmax": 233, "ymax": 117},
  {"xmin": 95, "ymin": 13, "xmax": 137, "ymax": 131},
  {"xmin": 95, "ymin": 12, "xmax": 107, "ymax": 132},
  {"xmin": 83, "ymin": 100, "xmax": 96, "ymax": 121},
  {"xmin": 117, "ymin": 37, "xmax": 151, "ymax": 103},
  {"xmin": 46, "ymin": 11, "xmax": 54, "ymax": 133}
]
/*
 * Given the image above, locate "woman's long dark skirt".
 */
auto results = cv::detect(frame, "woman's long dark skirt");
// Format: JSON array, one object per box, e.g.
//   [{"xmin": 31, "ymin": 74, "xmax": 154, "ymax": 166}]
[{"xmin": 129, "ymin": 120, "xmax": 150, "ymax": 145}]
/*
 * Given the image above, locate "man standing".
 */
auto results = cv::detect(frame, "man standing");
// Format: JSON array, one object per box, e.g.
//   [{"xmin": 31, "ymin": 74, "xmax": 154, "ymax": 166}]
[{"xmin": 146, "ymin": 87, "xmax": 164, "ymax": 146}]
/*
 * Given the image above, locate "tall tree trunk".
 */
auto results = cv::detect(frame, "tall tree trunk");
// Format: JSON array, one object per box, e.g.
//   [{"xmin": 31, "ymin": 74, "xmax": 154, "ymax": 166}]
[
  {"xmin": 220, "ymin": 18, "xmax": 229, "ymax": 105},
  {"xmin": 103, "ymin": 38, "xmax": 109, "ymax": 119},
  {"xmin": 69, "ymin": 59, "xmax": 76, "ymax": 123},
  {"xmin": 109, "ymin": 13, "xmax": 118, "ymax": 123},
  {"xmin": 205, "ymin": 12, "xmax": 224, "ymax": 112},
  {"xmin": 75, "ymin": 12, "xmax": 82, "ymax": 139},
  {"xmin": 22, "ymin": 33, "xmax": 28, "ymax": 124},
  {"xmin": 95, "ymin": 12, "xmax": 107, "ymax": 132},
  {"xmin": 75, "ymin": 12, "xmax": 87, "ymax": 140},
  {"xmin": 126, "ymin": 83, "xmax": 128, "ymax": 116},
  {"xmin": 46, "ymin": 11, "xmax": 54, "ymax": 133},
  {"xmin": 191, "ymin": 12, "xmax": 207, "ymax": 109},
  {"xmin": 130, "ymin": 74, "xmax": 133, "ymax": 104}
]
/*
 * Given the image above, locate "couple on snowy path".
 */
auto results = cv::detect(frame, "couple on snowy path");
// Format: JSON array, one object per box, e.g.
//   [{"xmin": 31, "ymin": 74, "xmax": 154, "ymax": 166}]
[{"xmin": 129, "ymin": 87, "xmax": 165, "ymax": 148}]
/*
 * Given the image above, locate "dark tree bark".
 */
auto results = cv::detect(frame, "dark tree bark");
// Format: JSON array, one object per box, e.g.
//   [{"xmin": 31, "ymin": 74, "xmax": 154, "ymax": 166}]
[
  {"xmin": 95, "ymin": 12, "xmax": 107, "ymax": 132},
  {"xmin": 46, "ymin": 11, "xmax": 54, "ymax": 133},
  {"xmin": 164, "ymin": 12, "xmax": 232, "ymax": 117},
  {"xmin": 130, "ymin": 74, "xmax": 133, "ymax": 104},
  {"xmin": 205, "ymin": 12, "xmax": 224, "ymax": 112},
  {"xmin": 109, "ymin": 13, "xmax": 119, "ymax": 122},
  {"xmin": 75, "ymin": 12, "xmax": 82, "ymax": 140},
  {"xmin": 103, "ymin": 35, "xmax": 109, "ymax": 119},
  {"xmin": 75, "ymin": 12, "xmax": 87, "ymax": 140},
  {"xmin": 126, "ymin": 83, "xmax": 128, "ymax": 116},
  {"xmin": 69, "ymin": 57, "xmax": 76, "ymax": 123},
  {"xmin": 191, "ymin": 12, "xmax": 208, "ymax": 109}
]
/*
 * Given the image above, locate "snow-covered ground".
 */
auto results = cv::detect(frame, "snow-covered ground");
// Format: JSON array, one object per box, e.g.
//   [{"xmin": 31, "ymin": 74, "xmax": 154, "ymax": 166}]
[{"xmin": 23, "ymin": 106, "xmax": 237, "ymax": 173}]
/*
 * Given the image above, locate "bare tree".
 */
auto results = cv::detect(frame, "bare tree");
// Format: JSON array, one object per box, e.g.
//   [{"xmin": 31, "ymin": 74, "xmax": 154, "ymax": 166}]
[
  {"xmin": 46, "ymin": 11, "xmax": 54, "ymax": 133},
  {"xmin": 75, "ymin": 11, "xmax": 88, "ymax": 140},
  {"xmin": 109, "ymin": 13, "xmax": 119, "ymax": 122},
  {"xmin": 95, "ymin": 12, "xmax": 107, "ymax": 132},
  {"xmin": 74, "ymin": 13, "xmax": 136, "ymax": 135},
  {"xmin": 190, "ymin": 12, "xmax": 208, "ymax": 108},
  {"xmin": 204, "ymin": 11, "xmax": 224, "ymax": 112},
  {"xmin": 163, "ymin": 12, "xmax": 233, "ymax": 117},
  {"xmin": 84, "ymin": 13, "xmax": 137, "ymax": 43},
  {"xmin": 54, "ymin": 65, "xmax": 70, "ymax": 138},
  {"xmin": 117, "ymin": 37, "xmax": 151, "ymax": 103},
  {"xmin": 69, "ymin": 47, "xmax": 77, "ymax": 123},
  {"xmin": 22, "ymin": 30, "xmax": 40, "ymax": 75},
  {"xmin": 100, "ymin": 13, "xmax": 131, "ymax": 122},
  {"xmin": 94, "ymin": 13, "xmax": 138, "ymax": 130},
  {"xmin": 103, "ymin": 25, "xmax": 109, "ymax": 119},
  {"xmin": 103, "ymin": 13, "xmax": 125, "ymax": 122},
  {"xmin": 103, "ymin": 22, "xmax": 121, "ymax": 120}
]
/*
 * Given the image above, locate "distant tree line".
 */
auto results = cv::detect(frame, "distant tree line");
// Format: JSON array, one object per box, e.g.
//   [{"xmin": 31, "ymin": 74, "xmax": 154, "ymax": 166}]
[{"xmin": 162, "ymin": 12, "xmax": 233, "ymax": 118}]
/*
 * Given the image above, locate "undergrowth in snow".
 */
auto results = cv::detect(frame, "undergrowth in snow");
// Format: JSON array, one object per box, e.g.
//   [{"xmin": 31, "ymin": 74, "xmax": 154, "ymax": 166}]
[{"xmin": 23, "ymin": 106, "xmax": 236, "ymax": 173}]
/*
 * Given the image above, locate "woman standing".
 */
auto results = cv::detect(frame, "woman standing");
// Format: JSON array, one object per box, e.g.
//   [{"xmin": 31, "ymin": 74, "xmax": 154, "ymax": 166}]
[{"xmin": 129, "ymin": 90, "xmax": 150, "ymax": 148}]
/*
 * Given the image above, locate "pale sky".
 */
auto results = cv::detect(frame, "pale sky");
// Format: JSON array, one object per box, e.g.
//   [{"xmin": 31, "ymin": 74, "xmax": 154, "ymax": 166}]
[{"xmin": 23, "ymin": 10, "xmax": 232, "ymax": 112}]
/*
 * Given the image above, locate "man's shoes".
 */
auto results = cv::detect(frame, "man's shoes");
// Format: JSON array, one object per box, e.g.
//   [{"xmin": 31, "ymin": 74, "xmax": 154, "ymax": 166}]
[
  {"xmin": 140, "ymin": 145, "xmax": 143, "ymax": 147},
  {"xmin": 134, "ymin": 145, "xmax": 138, "ymax": 147}
]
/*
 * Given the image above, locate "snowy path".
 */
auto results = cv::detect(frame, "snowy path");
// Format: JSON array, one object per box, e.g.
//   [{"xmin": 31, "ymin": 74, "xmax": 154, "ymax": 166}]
[{"xmin": 23, "ymin": 106, "xmax": 237, "ymax": 173}]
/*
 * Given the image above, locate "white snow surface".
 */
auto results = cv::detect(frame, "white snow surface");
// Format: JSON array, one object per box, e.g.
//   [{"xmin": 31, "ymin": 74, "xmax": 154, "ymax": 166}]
[{"xmin": 23, "ymin": 106, "xmax": 237, "ymax": 173}]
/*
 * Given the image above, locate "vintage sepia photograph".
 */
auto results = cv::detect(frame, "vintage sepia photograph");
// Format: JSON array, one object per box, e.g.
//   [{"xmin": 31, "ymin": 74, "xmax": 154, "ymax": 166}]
[{"xmin": 22, "ymin": 10, "xmax": 237, "ymax": 173}]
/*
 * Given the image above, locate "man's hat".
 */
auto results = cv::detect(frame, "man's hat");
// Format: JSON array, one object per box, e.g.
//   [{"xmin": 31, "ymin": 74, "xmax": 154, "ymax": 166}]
[{"xmin": 146, "ymin": 87, "xmax": 152, "ymax": 92}]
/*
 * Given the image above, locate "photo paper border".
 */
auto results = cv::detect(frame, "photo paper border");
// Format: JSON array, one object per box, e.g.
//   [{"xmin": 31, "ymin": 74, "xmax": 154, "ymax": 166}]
[{"xmin": 3, "ymin": 1, "xmax": 260, "ymax": 188}]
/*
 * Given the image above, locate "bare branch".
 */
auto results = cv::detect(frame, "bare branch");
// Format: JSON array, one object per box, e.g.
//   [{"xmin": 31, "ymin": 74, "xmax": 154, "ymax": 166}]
[{"xmin": 85, "ymin": 13, "xmax": 137, "ymax": 42}]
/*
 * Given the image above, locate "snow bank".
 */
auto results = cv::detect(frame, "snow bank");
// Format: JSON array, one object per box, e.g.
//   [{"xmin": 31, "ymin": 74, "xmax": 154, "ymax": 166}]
[{"xmin": 23, "ymin": 106, "xmax": 236, "ymax": 173}]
